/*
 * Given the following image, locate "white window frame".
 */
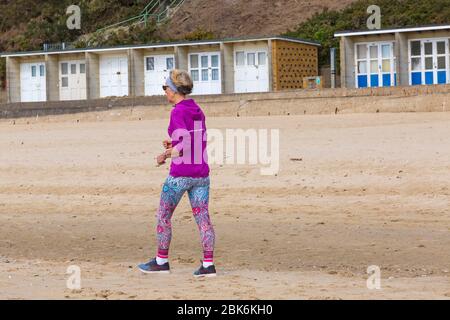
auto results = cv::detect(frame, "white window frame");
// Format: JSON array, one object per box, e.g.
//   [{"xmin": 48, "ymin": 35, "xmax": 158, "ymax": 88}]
[
  {"xmin": 166, "ymin": 56, "xmax": 174, "ymax": 71},
  {"xmin": 235, "ymin": 51, "xmax": 245, "ymax": 67},
  {"xmin": 146, "ymin": 57, "xmax": 155, "ymax": 71},
  {"xmin": 234, "ymin": 50, "xmax": 267, "ymax": 68}
]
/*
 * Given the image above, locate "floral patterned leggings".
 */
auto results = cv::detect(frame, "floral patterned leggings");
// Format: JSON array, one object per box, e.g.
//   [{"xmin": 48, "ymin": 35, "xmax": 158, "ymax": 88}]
[{"xmin": 156, "ymin": 175, "xmax": 215, "ymax": 257}]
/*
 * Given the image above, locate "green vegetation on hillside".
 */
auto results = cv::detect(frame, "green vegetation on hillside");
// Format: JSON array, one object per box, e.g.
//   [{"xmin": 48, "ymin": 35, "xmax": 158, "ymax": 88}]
[
  {"xmin": 0, "ymin": 0, "xmax": 216, "ymax": 88},
  {"xmin": 285, "ymin": 0, "xmax": 450, "ymax": 68},
  {"xmin": 0, "ymin": 0, "xmax": 159, "ymax": 87},
  {"xmin": 0, "ymin": 0, "xmax": 155, "ymax": 51}
]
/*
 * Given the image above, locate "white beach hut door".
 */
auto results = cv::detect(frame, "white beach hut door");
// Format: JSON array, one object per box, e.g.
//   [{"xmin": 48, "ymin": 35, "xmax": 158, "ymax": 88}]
[
  {"xmin": 60, "ymin": 61, "xmax": 87, "ymax": 101},
  {"xmin": 118, "ymin": 57, "xmax": 129, "ymax": 96},
  {"xmin": 234, "ymin": 50, "xmax": 269, "ymax": 93},
  {"xmin": 256, "ymin": 52, "xmax": 269, "ymax": 92},
  {"xmin": 189, "ymin": 53, "xmax": 221, "ymax": 95},
  {"xmin": 246, "ymin": 52, "xmax": 258, "ymax": 92},
  {"xmin": 20, "ymin": 63, "xmax": 47, "ymax": 102},
  {"xmin": 110, "ymin": 58, "xmax": 120, "ymax": 96},
  {"xmin": 100, "ymin": 56, "xmax": 129, "ymax": 98},
  {"xmin": 145, "ymin": 55, "xmax": 174, "ymax": 96}
]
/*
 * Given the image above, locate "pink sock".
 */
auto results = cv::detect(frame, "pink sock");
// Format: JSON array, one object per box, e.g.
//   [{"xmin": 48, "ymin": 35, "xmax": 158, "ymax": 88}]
[{"xmin": 203, "ymin": 251, "xmax": 214, "ymax": 268}]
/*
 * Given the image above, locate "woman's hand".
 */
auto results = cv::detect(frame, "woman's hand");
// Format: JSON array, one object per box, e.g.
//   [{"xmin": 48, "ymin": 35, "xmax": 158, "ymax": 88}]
[
  {"xmin": 164, "ymin": 148, "xmax": 180, "ymax": 159},
  {"xmin": 163, "ymin": 140, "xmax": 172, "ymax": 150},
  {"xmin": 156, "ymin": 154, "xmax": 167, "ymax": 166},
  {"xmin": 156, "ymin": 148, "xmax": 180, "ymax": 166}
]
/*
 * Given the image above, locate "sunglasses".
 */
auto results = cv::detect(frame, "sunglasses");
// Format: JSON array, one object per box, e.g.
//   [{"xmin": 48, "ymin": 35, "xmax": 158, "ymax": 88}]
[{"xmin": 162, "ymin": 85, "xmax": 169, "ymax": 92}]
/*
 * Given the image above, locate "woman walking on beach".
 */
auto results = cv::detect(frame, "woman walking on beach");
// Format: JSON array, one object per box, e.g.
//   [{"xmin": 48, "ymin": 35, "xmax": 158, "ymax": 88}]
[{"xmin": 138, "ymin": 70, "xmax": 216, "ymax": 278}]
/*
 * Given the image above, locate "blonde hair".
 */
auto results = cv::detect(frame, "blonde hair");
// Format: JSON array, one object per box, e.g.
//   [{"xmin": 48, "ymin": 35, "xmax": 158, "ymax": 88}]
[{"xmin": 170, "ymin": 69, "xmax": 194, "ymax": 95}]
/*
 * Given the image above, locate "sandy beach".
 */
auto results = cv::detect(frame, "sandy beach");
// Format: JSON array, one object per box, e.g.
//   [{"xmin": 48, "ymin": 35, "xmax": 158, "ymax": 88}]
[{"xmin": 1, "ymin": 108, "xmax": 449, "ymax": 299}]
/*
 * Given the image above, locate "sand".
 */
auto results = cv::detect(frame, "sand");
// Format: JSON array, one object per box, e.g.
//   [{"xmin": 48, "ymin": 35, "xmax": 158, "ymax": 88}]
[{"xmin": 1, "ymin": 108, "xmax": 449, "ymax": 300}]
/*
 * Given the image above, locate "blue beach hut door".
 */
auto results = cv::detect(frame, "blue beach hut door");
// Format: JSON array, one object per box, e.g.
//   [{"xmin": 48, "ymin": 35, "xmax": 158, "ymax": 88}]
[
  {"xmin": 356, "ymin": 42, "xmax": 396, "ymax": 89},
  {"xmin": 410, "ymin": 39, "xmax": 449, "ymax": 86}
]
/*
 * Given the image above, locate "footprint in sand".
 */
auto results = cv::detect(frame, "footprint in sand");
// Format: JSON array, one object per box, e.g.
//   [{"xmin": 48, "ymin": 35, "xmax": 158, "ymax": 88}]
[
  {"xmin": 95, "ymin": 290, "xmax": 126, "ymax": 299},
  {"xmin": 175, "ymin": 257, "xmax": 195, "ymax": 264}
]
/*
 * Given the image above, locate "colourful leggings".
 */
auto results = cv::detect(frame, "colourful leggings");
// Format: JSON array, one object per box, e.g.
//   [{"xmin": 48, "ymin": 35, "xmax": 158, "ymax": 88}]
[{"xmin": 156, "ymin": 175, "xmax": 215, "ymax": 260}]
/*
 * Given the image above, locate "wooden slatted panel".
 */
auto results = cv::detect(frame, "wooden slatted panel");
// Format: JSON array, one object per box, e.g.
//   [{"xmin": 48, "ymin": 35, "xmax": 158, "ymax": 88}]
[{"xmin": 272, "ymin": 40, "xmax": 319, "ymax": 90}]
